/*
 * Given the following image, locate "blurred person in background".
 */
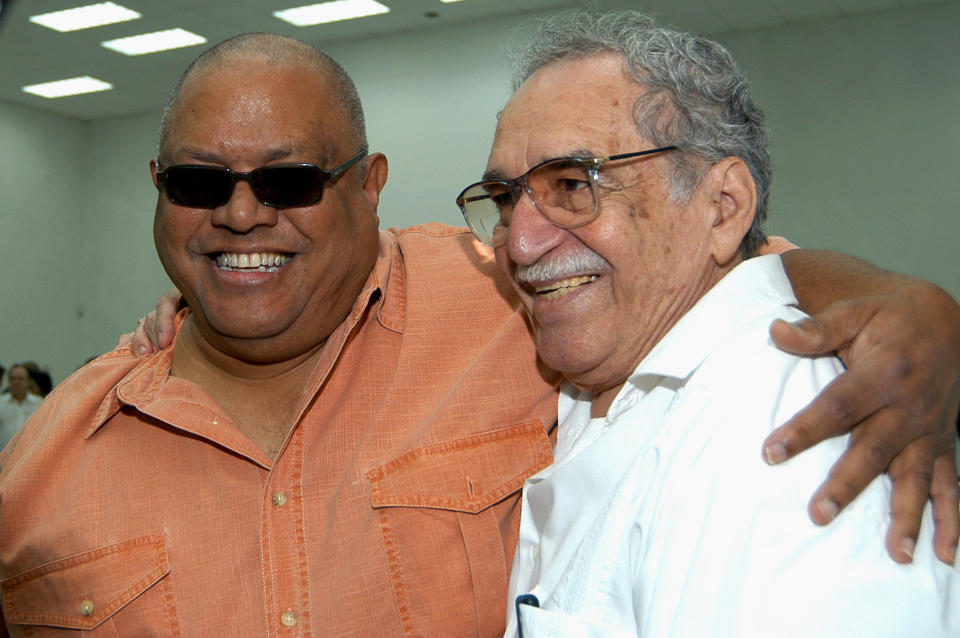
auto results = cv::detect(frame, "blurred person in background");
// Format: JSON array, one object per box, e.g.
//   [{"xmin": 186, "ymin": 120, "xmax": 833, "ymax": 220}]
[
  {"xmin": 0, "ymin": 365, "xmax": 42, "ymax": 449},
  {"xmin": 19, "ymin": 362, "xmax": 52, "ymax": 397}
]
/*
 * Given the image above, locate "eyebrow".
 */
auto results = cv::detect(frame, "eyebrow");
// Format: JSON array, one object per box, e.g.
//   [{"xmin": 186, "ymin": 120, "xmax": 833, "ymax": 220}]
[
  {"xmin": 481, "ymin": 147, "xmax": 598, "ymax": 182},
  {"xmin": 481, "ymin": 168, "xmax": 507, "ymax": 182},
  {"xmin": 179, "ymin": 146, "xmax": 308, "ymax": 165}
]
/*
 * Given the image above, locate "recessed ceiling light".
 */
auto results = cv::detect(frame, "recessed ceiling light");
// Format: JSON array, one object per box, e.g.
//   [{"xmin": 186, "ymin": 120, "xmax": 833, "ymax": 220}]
[
  {"xmin": 274, "ymin": 0, "xmax": 390, "ymax": 27},
  {"xmin": 101, "ymin": 28, "xmax": 207, "ymax": 56},
  {"xmin": 440, "ymin": 0, "xmax": 466, "ymax": 3},
  {"xmin": 22, "ymin": 76, "xmax": 113, "ymax": 99},
  {"xmin": 30, "ymin": 2, "xmax": 141, "ymax": 32}
]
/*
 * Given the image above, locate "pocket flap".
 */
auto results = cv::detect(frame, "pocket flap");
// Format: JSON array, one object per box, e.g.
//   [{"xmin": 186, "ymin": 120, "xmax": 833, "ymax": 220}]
[
  {"xmin": 368, "ymin": 421, "xmax": 552, "ymax": 513},
  {"xmin": 1, "ymin": 535, "xmax": 169, "ymax": 630}
]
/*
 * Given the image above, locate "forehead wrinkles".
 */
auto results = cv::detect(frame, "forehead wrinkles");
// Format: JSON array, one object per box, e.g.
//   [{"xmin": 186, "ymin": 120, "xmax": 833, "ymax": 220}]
[{"xmin": 490, "ymin": 58, "xmax": 643, "ymax": 171}]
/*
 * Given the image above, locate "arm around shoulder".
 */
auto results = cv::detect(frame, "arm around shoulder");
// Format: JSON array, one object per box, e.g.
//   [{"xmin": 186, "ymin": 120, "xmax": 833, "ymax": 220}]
[{"xmin": 769, "ymin": 247, "xmax": 960, "ymax": 564}]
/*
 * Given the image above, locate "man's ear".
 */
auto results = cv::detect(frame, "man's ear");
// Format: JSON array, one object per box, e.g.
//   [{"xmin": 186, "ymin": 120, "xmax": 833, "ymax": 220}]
[
  {"xmin": 361, "ymin": 152, "xmax": 388, "ymax": 209},
  {"xmin": 149, "ymin": 159, "xmax": 160, "ymax": 190},
  {"xmin": 706, "ymin": 156, "xmax": 756, "ymax": 266}
]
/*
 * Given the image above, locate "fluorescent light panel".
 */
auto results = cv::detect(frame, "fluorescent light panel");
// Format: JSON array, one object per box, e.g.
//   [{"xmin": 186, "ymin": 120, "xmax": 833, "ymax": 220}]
[
  {"xmin": 102, "ymin": 28, "xmax": 207, "ymax": 56},
  {"xmin": 440, "ymin": 0, "xmax": 466, "ymax": 3},
  {"xmin": 23, "ymin": 76, "xmax": 113, "ymax": 99},
  {"xmin": 30, "ymin": 2, "xmax": 140, "ymax": 32},
  {"xmin": 274, "ymin": 0, "xmax": 390, "ymax": 26}
]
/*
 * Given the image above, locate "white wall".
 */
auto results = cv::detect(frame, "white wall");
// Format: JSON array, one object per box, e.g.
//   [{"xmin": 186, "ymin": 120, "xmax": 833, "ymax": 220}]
[
  {"xmin": 719, "ymin": 4, "xmax": 960, "ymax": 297},
  {"xmin": 3, "ymin": 2, "xmax": 958, "ymax": 384},
  {"xmin": 329, "ymin": 18, "xmax": 519, "ymax": 231},
  {"xmin": 75, "ymin": 113, "xmax": 176, "ymax": 362},
  {"xmin": 0, "ymin": 101, "xmax": 88, "ymax": 381}
]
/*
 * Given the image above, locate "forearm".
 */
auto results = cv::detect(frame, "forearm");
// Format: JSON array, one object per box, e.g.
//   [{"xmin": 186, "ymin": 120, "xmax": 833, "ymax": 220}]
[{"xmin": 780, "ymin": 248, "xmax": 922, "ymax": 316}]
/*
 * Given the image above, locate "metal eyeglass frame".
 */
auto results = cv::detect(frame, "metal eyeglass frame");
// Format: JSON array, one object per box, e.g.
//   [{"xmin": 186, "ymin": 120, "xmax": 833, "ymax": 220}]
[
  {"xmin": 456, "ymin": 145, "xmax": 677, "ymax": 246},
  {"xmin": 155, "ymin": 148, "xmax": 367, "ymax": 208}
]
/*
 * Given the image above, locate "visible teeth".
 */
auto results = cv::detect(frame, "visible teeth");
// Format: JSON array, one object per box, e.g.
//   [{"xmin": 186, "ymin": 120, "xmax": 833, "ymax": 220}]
[
  {"xmin": 216, "ymin": 252, "xmax": 290, "ymax": 271},
  {"xmin": 534, "ymin": 275, "xmax": 597, "ymax": 300}
]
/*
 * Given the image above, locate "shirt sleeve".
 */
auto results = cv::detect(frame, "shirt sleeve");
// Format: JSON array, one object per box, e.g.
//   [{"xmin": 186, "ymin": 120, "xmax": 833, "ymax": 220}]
[
  {"xmin": 631, "ymin": 329, "xmax": 958, "ymax": 638},
  {"xmin": 717, "ymin": 354, "xmax": 957, "ymax": 637},
  {"xmin": 756, "ymin": 235, "xmax": 799, "ymax": 255}
]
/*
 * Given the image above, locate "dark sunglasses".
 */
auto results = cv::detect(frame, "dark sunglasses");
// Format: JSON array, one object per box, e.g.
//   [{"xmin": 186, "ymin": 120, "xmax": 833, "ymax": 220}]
[{"xmin": 155, "ymin": 148, "xmax": 366, "ymax": 209}]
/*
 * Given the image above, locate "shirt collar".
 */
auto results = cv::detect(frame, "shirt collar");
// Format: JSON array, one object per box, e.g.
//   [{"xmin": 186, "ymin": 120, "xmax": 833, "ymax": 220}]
[
  {"xmin": 630, "ymin": 254, "xmax": 797, "ymax": 383},
  {"xmin": 85, "ymin": 230, "xmax": 409, "ymax": 438},
  {"xmin": 84, "ymin": 319, "xmax": 181, "ymax": 439},
  {"xmin": 368, "ymin": 230, "xmax": 405, "ymax": 334}
]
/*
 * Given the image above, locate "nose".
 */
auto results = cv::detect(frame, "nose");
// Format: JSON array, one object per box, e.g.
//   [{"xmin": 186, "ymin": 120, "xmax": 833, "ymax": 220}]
[
  {"xmin": 502, "ymin": 191, "xmax": 565, "ymax": 266},
  {"xmin": 209, "ymin": 179, "xmax": 279, "ymax": 233}
]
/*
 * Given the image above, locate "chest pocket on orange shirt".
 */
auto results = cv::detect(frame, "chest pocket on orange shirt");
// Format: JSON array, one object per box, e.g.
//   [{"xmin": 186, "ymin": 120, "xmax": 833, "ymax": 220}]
[
  {"xmin": 369, "ymin": 420, "xmax": 552, "ymax": 512},
  {"xmin": 367, "ymin": 421, "xmax": 553, "ymax": 638},
  {"xmin": 1, "ymin": 535, "xmax": 178, "ymax": 637}
]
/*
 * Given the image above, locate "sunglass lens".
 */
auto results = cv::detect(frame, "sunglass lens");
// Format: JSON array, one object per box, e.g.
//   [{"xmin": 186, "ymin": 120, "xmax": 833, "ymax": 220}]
[
  {"xmin": 256, "ymin": 166, "xmax": 326, "ymax": 207},
  {"xmin": 164, "ymin": 166, "xmax": 233, "ymax": 208}
]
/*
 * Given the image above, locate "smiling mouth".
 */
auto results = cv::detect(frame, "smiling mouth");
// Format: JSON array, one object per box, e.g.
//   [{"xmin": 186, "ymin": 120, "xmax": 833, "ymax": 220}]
[
  {"xmin": 533, "ymin": 275, "xmax": 598, "ymax": 300},
  {"xmin": 214, "ymin": 252, "xmax": 291, "ymax": 272}
]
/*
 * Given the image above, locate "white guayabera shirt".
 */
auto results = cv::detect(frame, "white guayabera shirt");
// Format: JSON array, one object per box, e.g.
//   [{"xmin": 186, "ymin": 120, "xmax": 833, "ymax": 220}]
[
  {"xmin": 0, "ymin": 392, "xmax": 42, "ymax": 450},
  {"xmin": 505, "ymin": 255, "xmax": 958, "ymax": 638}
]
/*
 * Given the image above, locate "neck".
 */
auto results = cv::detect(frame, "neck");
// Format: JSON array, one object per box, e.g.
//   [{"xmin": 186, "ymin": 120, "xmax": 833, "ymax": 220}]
[
  {"xmin": 173, "ymin": 317, "xmax": 326, "ymax": 383},
  {"xmin": 584, "ymin": 261, "xmax": 737, "ymax": 420},
  {"xmin": 170, "ymin": 317, "xmax": 327, "ymax": 459},
  {"xmin": 590, "ymin": 383, "xmax": 622, "ymax": 419}
]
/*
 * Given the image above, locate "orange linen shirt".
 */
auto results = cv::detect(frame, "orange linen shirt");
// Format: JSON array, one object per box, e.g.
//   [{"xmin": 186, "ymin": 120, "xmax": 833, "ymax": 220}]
[{"xmin": 0, "ymin": 225, "xmax": 562, "ymax": 637}]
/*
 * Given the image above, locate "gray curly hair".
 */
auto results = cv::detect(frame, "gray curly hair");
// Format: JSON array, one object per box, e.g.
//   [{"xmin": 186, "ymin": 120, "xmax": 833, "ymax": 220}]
[{"xmin": 511, "ymin": 10, "xmax": 770, "ymax": 257}]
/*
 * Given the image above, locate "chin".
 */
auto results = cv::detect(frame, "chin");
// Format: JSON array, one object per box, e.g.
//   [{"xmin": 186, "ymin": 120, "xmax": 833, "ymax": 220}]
[
  {"xmin": 200, "ymin": 308, "xmax": 294, "ymax": 342},
  {"xmin": 536, "ymin": 326, "xmax": 618, "ymax": 381},
  {"xmin": 536, "ymin": 342, "xmax": 592, "ymax": 380},
  {"xmin": 209, "ymin": 320, "xmax": 289, "ymax": 342}
]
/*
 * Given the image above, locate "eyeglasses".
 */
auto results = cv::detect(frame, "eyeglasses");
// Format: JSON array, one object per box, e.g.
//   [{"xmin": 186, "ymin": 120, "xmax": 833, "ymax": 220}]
[
  {"xmin": 155, "ymin": 148, "xmax": 366, "ymax": 209},
  {"xmin": 456, "ymin": 146, "xmax": 676, "ymax": 246}
]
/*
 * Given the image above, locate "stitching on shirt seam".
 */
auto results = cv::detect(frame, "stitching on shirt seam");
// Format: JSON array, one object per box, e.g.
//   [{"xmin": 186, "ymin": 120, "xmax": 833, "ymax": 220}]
[
  {"xmin": 291, "ymin": 425, "xmax": 312, "ymax": 635},
  {"xmin": 367, "ymin": 422, "xmax": 552, "ymax": 512},
  {"xmin": 377, "ymin": 508, "xmax": 417, "ymax": 636},
  {"xmin": 260, "ymin": 474, "xmax": 279, "ymax": 637},
  {"xmin": 158, "ymin": 573, "xmax": 182, "ymax": 637},
  {"xmin": 377, "ymin": 241, "xmax": 405, "ymax": 333},
  {"xmin": 456, "ymin": 509, "xmax": 508, "ymax": 635},
  {"xmin": 372, "ymin": 421, "xmax": 544, "ymax": 472},
  {"xmin": 1, "ymin": 535, "xmax": 168, "ymax": 628},
  {"xmin": 395, "ymin": 225, "xmax": 472, "ymax": 239}
]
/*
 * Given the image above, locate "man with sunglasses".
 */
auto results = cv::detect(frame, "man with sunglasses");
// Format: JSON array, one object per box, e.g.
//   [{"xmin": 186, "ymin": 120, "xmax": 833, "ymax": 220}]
[
  {"xmin": 0, "ymin": 29, "xmax": 958, "ymax": 638},
  {"xmin": 0, "ymin": 33, "xmax": 558, "ymax": 636},
  {"xmin": 472, "ymin": 11, "xmax": 957, "ymax": 637}
]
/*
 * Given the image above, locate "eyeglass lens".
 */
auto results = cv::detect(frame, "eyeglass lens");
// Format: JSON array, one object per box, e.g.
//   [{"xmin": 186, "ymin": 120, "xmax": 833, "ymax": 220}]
[
  {"xmin": 162, "ymin": 165, "xmax": 329, "ymax": 208},
  {"xmin": 460, "ymin": 158, "xmax": 598, "ymax": 245}
]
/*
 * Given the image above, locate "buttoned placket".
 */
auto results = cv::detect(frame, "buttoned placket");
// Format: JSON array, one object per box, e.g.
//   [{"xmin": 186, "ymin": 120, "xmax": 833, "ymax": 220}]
[
  {"xmin": 248, "ymin": 268, "xmax": 381, "ymax": 636},
  {"xmin": 261, "ymin": 423, "xmax": 311, "ymax": 636}
]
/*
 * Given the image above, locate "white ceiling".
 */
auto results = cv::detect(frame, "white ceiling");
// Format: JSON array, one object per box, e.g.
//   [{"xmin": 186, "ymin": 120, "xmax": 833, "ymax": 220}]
[{"xmin": 0, "ymin": 0, "xmax": 951, "ymax": 121}]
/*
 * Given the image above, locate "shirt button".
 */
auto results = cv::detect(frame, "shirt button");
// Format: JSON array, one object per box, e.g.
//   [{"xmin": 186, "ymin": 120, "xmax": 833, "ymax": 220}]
[
  {"xmin": 281, "ymin": 610, "xmax": 297, "ymax": 627},
  {"xmin": 272, "ymin": 491, "xmax": 287, "ymax": 507},
  {"xmin": 80, "ymin": 599, "xmax": 95, "ymax": 617}
]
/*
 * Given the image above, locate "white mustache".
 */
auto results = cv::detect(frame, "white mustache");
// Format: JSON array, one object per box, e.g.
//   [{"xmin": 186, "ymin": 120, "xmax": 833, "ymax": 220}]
[{"xmin": 515, "ymin": 250, "xmax": 608, "ymax": 283}]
